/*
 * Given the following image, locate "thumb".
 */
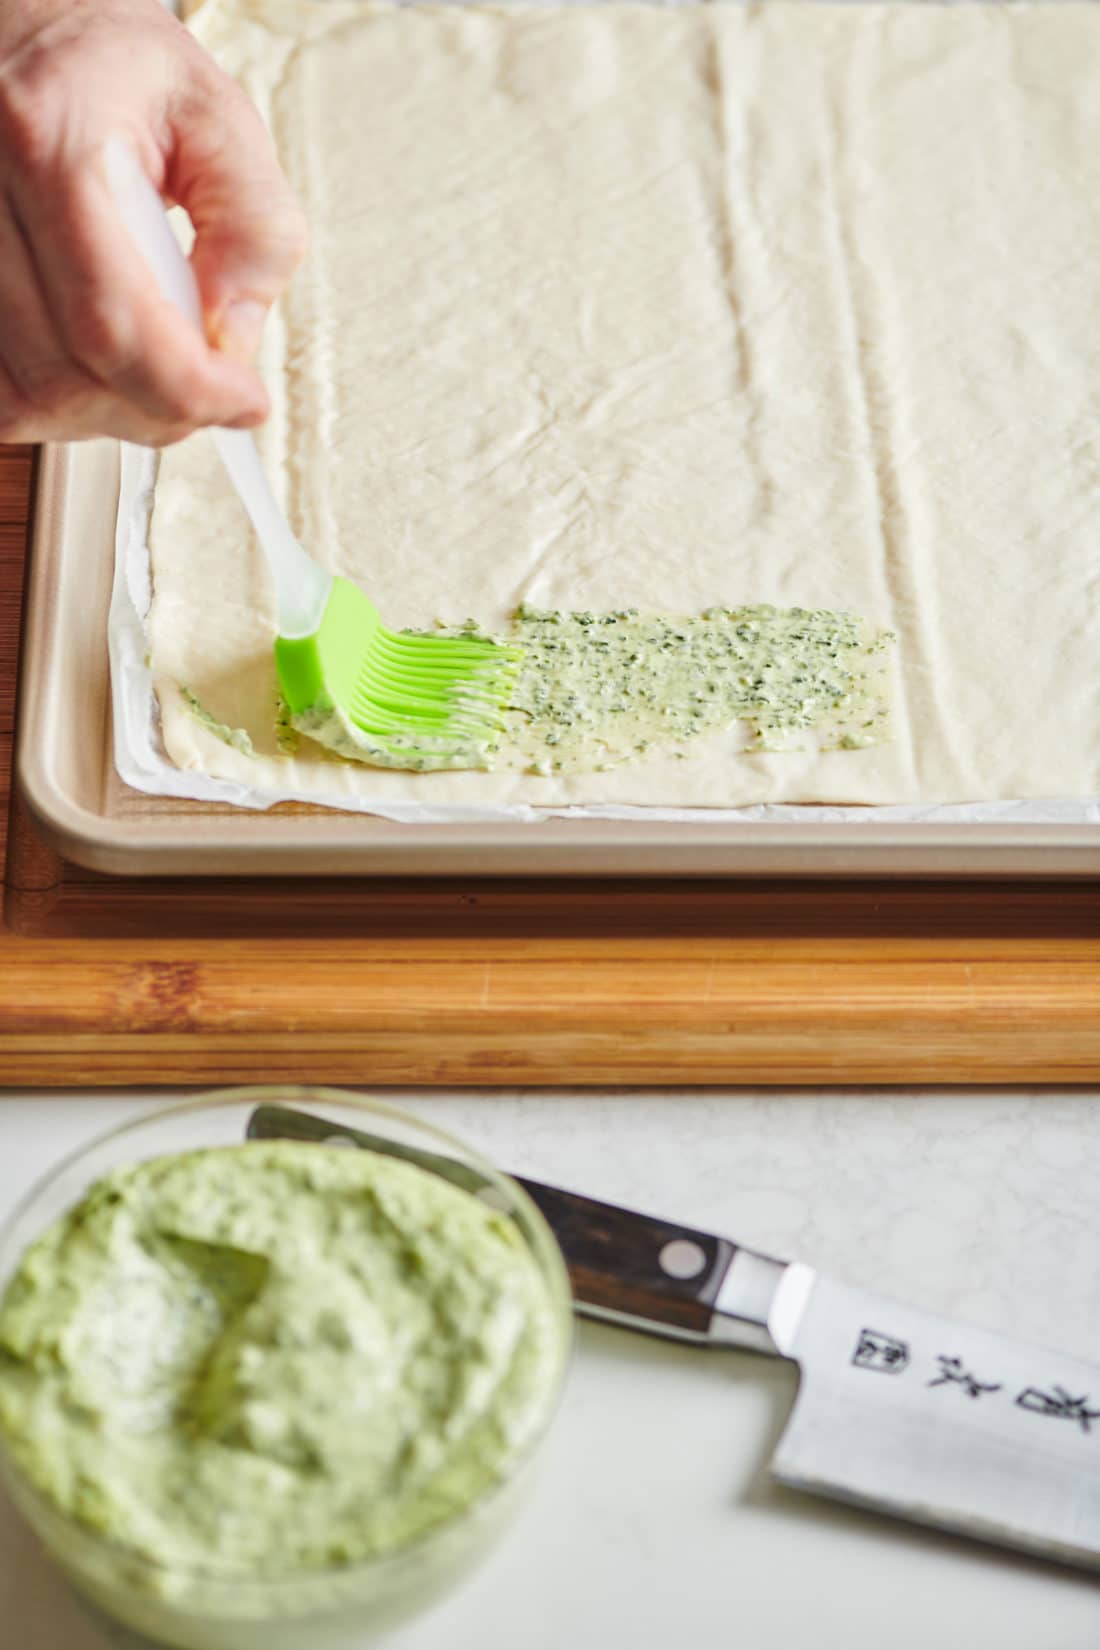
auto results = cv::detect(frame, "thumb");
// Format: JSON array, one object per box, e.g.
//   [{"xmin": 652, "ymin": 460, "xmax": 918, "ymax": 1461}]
[{"xmin": 167, "ymin": 78, "xmax": 307, "ymax": 360}]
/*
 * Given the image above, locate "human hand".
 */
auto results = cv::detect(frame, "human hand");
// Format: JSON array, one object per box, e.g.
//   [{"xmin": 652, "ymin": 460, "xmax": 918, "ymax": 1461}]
[{"xmin": 0, "ymin": 0, "xmax": 307, "ymax": 445}]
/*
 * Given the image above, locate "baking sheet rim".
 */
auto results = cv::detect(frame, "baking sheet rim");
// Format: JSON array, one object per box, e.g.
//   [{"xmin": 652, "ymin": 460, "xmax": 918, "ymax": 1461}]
[{"xmin": 10, "ymin": 443, "xmax": 1099, "ymax": 876}]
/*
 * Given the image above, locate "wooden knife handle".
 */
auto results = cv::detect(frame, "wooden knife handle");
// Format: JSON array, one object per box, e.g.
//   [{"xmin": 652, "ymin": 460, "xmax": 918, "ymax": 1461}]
[{"xmin": 516, "ymin": 1177, "xmax": 737, "ymax": 1340}]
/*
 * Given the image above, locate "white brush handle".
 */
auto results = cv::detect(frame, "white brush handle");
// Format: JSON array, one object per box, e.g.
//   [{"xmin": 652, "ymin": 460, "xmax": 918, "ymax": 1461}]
[{"xmin": 104, "ymin": 136, "xmax": 331, "ymax": 638}]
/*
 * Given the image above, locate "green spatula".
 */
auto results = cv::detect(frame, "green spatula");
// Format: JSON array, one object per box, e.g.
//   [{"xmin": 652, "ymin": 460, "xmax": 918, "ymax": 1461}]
[{"xmin": 107, "ymin": 138, "xmax": 520, "ymax": 770}]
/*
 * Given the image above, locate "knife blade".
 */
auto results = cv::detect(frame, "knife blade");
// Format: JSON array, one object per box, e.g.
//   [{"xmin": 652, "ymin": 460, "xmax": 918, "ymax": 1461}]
[{"xmin": 247, "ymin": 1102, "xmax": 1100, "ymax": 1572}]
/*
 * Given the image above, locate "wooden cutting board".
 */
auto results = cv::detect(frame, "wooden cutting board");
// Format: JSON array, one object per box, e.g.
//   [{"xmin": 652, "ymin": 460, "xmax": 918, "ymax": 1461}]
[{"xmin": 3, "ymin": 442, "xmax": 1099, "ymax": 1087}]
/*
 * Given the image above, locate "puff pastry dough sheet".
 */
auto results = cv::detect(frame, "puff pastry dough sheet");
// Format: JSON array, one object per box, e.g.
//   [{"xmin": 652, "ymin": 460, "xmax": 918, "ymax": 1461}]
[{"xmin": 147, "ymin": 0, "xmax": 1100, "ymax": 810}]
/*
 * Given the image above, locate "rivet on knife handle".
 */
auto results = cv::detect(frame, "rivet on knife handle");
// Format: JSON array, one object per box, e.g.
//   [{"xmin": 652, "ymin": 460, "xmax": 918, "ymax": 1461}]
[{"xmin": 515, "ymin": 1179, "xmax": 739, "ymax": 1342}]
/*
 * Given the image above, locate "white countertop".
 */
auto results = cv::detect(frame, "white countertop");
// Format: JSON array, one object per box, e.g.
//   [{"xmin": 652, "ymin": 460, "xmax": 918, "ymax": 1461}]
[{"xmin": 2, "ymin": 1087, "xmax": 1099, "ymax": 1649}]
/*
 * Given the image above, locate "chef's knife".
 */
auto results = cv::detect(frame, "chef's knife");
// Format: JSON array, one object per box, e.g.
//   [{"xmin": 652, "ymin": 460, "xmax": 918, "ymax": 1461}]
[{"xmin": 248, "ymin": 1103, "xmax": 1100, "ymax": 1573}]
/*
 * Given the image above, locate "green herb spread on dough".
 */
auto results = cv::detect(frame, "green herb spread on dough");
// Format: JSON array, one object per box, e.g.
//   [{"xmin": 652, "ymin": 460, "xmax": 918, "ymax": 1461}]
[
  {"xmin": 496, "ymin": 603, "xmax": 895, "ymax": 774},
  {"xmin": 291, "ymin": 601, "xmax": 894, "ymax": 775},
  {"xmin": 180, "ymin": 687, "xmax": 254, "ymax": 757},
  {"xmin": 273, "ymin": 692, "xmax": 298, "ymax": 755}
]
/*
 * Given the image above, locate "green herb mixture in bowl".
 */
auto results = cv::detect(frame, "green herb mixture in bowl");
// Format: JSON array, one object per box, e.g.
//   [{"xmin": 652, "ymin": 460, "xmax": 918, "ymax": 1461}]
[{"xmin": 0, "ymin": 1089, "xmax": 572, "ymax": 1650}]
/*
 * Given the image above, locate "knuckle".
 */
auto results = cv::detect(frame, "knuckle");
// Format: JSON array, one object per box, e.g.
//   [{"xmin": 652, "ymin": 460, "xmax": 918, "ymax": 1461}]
[
  {"xmin": 150, "ymin": 383, "xmax": 197, "ymax": 426},
  {"xmin": 65, "ymin": 291, "xmax": 132, "ymax": 374},
  {"xmin": 0, "ymin": 63, "xmax": 65, "ymax": 172},
  {"xmin": 221, "ymin": 199, "xmax": 308, "ymax": 293},
  {"xmin": 153, "ymin": 360, "xmax": 210, "ymax": 425}
]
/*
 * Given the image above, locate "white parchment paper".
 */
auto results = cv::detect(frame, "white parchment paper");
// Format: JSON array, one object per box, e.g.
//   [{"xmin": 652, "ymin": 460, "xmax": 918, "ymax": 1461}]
[
  {"xmin": 110, "ymin": 0, "xmax": 1100, "ymax": 828},
  {"xmin": 109, "ymin": 446, "xmax": 1100, "ymax": 826}
]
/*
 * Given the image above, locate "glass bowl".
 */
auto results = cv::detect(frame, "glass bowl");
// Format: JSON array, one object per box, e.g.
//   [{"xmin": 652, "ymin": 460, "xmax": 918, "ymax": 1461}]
[{"xmin": 0, "ymin": 1087, "xmax": 573, "ymax": 1650}]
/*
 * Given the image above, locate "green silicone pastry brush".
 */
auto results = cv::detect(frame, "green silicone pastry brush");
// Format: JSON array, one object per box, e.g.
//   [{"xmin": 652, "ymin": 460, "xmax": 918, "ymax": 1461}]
[{"xmin": 107, "ymin": 138, "xmax": 520, "ymax": 770}]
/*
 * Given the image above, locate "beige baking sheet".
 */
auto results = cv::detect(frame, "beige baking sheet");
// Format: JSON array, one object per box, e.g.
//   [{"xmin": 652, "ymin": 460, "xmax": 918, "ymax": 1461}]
[
  {"xmin": 134, "ymin": 0, "xmax": 1100, "ymax": 834},
  {"xmin": 15, "ymin": 442, "xmax": 1100, "ymax": 876}
]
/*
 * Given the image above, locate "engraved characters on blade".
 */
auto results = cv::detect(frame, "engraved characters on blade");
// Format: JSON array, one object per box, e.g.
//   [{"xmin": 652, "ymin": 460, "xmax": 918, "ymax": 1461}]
[
  {"xmin": 850, "ymin": 1328, "xmax": 1098, "ymax": 1439},
  {"xmin": 927, "ymin": 1356, "xmax": 1002, "ymax": 1399},
  {"xmin": 852, "ymin": 1329, "xmax": 910, "ymax": 1374},
  {"xmin": 1017, "ymin": 1386, "xmax": 1100, "ymax": 1434}
]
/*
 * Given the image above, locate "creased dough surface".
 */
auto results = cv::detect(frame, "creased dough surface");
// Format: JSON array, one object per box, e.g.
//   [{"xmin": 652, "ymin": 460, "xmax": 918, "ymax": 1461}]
[{"xmin": 148, "ymin": 0, "xmax": 1100, "ymax": 809}]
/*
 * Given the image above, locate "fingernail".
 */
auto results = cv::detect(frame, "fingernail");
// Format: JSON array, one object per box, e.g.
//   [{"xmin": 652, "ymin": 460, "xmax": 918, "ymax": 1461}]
[{"xmin": 217, "ymin": 300, "xmax": 268, "ymax": 362}]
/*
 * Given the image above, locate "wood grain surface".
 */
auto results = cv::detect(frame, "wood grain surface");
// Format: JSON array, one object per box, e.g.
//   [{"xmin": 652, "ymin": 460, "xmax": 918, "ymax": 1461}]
[{"xmin": 2, "ymin": 441, "xmax": 1099, "ymax": 1087}]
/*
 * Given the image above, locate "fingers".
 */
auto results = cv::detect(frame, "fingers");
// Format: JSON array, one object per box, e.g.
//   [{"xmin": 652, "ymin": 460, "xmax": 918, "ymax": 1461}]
[
  {"xmin": 9, "ymin": 151, "xmax": 271, "ymax": 432},
  {"xmin": 0, "ymin": 196, "xmax": 100, "ymax": 436},
  {"xmin": 0, "ymin": 0, "xmax": 304, "ymax": 446},
  {"xmin": 0, "ymin": 177, "xmax": 263, "ymax": 445},
  {"xmin": 168, "ymin": 75, "xmax": 308, "ymax": 361}
]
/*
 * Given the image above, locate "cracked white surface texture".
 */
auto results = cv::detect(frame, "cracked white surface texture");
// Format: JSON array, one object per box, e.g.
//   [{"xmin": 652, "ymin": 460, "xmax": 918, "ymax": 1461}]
[{"xmin": 2, "ymin": 1088, "xmax": 1100, "ymax": 1649}]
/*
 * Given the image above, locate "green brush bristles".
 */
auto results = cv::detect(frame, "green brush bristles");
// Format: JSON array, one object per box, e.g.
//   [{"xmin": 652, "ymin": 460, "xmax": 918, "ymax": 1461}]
[{"xmin": 274, "ymin": 577, "xmax": 523, "ymax": 771}]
